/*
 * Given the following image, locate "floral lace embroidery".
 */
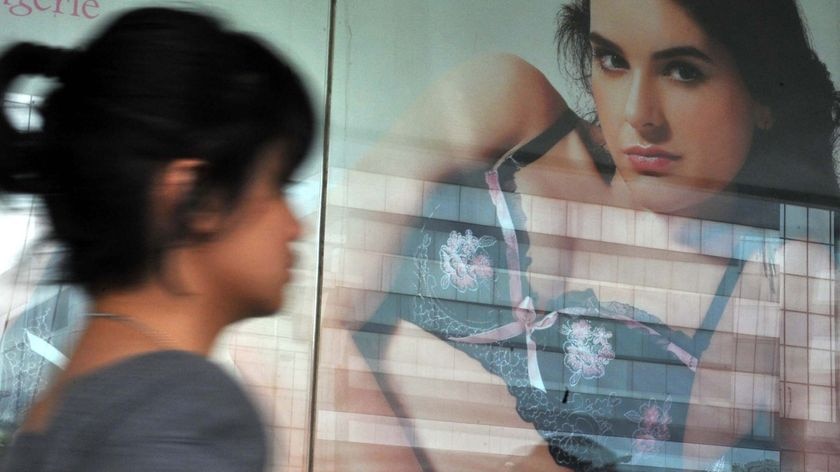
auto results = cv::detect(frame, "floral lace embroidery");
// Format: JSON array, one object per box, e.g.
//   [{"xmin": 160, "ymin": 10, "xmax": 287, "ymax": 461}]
[
  {"xmin": 624, "ymin": 397, "xmax": 672, "ymax": 455},
  {"xmin": 439, "ymin": 229, "xmax": 495, "ymax": 292},
  {"xmin": 561, "ymin": 319, "xmax": 615, "ymax": 386},
  {"xmin": 545, "ymin": 393, "xmax": 623, "ymax": 468}
]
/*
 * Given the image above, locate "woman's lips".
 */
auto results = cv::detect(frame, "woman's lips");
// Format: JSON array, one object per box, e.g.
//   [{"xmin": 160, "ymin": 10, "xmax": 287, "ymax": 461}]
[{"xmin": 623, "ymin": 146, "xmax": 680, "ymax": 174}]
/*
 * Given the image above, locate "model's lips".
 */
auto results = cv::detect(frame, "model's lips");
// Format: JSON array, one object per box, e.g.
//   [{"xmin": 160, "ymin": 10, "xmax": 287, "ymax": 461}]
[{"xmin": 623, "ymin": 146, "xmax": 681, "ymax": 174}]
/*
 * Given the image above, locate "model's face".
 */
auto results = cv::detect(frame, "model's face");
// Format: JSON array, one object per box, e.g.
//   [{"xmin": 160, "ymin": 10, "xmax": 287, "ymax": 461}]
[
  {"xmin": 202, "ymin": 147, "xmax": 301, "ymax": 317},
  {"xmin": 590, "ymin": 0, "xmax": 763, "ymax": 213}
]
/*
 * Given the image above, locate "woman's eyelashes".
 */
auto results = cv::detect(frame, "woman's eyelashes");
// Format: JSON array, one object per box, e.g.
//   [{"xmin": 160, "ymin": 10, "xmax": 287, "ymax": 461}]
[
  {"xmin": 593, "ymin": 48, "xmax": 627, "ymax": 72},
  {"xmin": 593, "ymin": 48, "xmax": 706, "ymax": 84},
  {"xmin": 663, "ymin": 61, "xmax": 706, "ymax": 83}
]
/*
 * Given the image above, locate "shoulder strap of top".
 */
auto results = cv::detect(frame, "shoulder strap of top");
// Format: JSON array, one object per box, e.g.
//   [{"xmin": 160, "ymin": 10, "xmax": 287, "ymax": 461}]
[
  {"xmin": 496, "ymin": 108, "xmax": 616, "ymax": 189},
  {"xmin": 506, "ymin": 107, "xmax": 579, "ymax": 168}
]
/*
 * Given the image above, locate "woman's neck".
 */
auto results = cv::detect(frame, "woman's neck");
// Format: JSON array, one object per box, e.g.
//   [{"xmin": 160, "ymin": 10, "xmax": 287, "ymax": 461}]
[{"xmin": 90, "ymin": 282, "xmax": 232, "ymax": 356}]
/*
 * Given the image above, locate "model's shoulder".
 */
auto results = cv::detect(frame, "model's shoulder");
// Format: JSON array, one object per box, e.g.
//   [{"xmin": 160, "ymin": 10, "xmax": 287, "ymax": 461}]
[
  {"xmin": 443, "ymin": 53, "xmax": 565, "ymax": 121},
  {"xmin": 358, "ymin": 54, "xmax": 571, "ymax": 179},
  {"xmin": 424, "ymin": 54, "xmax": 569, "ymax": 157},
  {"xmin": 449, "ymin": 54, "xmax": 552, "ymax": 86}
]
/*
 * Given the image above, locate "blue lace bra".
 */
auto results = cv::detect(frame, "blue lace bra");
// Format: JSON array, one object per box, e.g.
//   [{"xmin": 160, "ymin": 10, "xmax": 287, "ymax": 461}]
[{"xmin": 357, "ymin": 111, "xmax": 763, "ymax": 471}]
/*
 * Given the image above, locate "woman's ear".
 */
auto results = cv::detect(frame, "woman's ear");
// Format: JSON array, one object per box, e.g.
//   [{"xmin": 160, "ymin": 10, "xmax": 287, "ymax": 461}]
[
  {"xmin": 152, "ymin": 158, "xmax": 219, "ymax": 238},
  {"xmin": 157, "ymin": 158, "xmax": 204, "ymax": 198},
  {"xmin": 754, "ymin": 103, "xmax": 774, "ymax": 130}
]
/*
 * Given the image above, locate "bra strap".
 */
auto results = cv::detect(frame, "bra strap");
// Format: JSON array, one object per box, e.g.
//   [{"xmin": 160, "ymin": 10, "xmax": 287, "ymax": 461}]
[{"xmin": 506, "ymin": 107, "xmax": 579, "ymax": 168}]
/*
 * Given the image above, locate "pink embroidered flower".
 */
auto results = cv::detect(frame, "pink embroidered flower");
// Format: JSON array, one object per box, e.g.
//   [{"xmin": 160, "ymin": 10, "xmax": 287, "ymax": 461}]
[
  {"xmin": 592, "ymin": 328, "xmax": 612, "ymax": 346},
  {"xmin": 642, "ymin": 404, "xmax": 664, "ymax": 426},
  {"xmin": 471, "ymin": 254, "xmax": 494, "ymax": 279},
  {"xmin": 570, "ymin": 320, "xmax": 591, "ymax": 339},
  {"xmin": 439, "ymin": 230, "xmax": 495, "ymax": 292},
  {"xmin": 561, "ymin": 319, "xmax": 614, "ymax": 386},
  {"xmin": 625, "ymin": 397, "xmax": 672, "ymax": 456}
]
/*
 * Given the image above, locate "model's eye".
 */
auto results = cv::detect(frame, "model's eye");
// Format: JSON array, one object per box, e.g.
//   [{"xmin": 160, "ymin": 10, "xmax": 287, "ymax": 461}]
[
  {"xmin": 593, "ymin": 48, "xmax": 628, "ymax": 72},
  {"xmin": 664, "ymin": 62, "xmax": 704, "ymax": 82}
]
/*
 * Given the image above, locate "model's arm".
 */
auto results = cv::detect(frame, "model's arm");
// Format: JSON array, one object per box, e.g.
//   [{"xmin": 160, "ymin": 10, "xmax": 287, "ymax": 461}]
[{"xmin": 326, "ymin": 55, "xmax": 581, "ymax": 471}]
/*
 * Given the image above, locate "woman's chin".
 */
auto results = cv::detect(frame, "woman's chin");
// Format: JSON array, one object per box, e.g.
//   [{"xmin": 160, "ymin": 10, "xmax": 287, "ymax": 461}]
[
  {"xmin": 258, "ymin": 295, "xmax": 285, "ymax": 317},
  {"xmin": 627, "ymin": 180, "xmax": 722, "ymax": 215},
  {"xmin": 235, "ymin": 292, "xmax": 285, "ymax": 320}
]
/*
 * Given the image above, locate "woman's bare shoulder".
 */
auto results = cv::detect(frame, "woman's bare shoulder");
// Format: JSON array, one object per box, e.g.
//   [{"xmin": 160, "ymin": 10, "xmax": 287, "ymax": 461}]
[
  {"xmin": 416, "ymin": 53, "xmax": 568, "ymax": 152},
  {"xmin": 357, "ymin": 54, "xmax": 570, "ymax": 180},
  {"xmin": 448, "ymin": 53, "xmax": 567, "ymax": 122}
]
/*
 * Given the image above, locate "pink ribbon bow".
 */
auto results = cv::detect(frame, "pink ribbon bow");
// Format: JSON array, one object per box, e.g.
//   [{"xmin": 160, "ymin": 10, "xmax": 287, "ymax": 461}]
[
  {"xmin": 450, "ymin": 296, "xmax": 559, "ymax": 392},
  {"xmin": 449, "ymin": 168, "xmax": 557, "ymax": 391}
]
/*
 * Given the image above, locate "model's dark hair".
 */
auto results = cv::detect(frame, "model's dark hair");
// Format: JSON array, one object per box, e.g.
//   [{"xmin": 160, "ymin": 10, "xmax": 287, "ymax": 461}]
[
  {"xmin": 0, "ymin": 8, "xmax": 314, "ymax": 294},
  {"xmin": 557, "ymin": 0, "xmax": 840, "ymax": 207}
]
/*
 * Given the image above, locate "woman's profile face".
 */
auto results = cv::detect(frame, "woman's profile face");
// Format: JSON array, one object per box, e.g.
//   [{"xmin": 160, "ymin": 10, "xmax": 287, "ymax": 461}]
[
  {"xmin": 200, "ymin": 147, "xmax": 302, "ymax": 317},
  {"xmin": 589, "ymin": 0, "xmax": 765, "ymax": 213}
]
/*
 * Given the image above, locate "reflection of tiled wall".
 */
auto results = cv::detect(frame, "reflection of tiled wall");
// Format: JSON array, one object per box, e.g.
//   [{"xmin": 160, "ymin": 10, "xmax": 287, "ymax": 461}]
[
  {"xmin": 320, "ymin": 167, "xmax": 838, "ymax": 471},
  {"xmin": 780, "ymin": 205, "xmax": 836, "ymax": 425}
]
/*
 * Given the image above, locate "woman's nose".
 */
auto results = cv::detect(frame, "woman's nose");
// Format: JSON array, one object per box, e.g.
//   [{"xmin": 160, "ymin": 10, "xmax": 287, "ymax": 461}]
[{"xmin": 624, "ymin": 72, "xmax": 665, "ymax": 133}]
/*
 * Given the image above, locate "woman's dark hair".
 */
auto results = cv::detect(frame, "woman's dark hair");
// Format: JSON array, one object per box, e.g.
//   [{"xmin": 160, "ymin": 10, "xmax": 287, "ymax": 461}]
[
  {"xmin": 0, "ymin": 8, "xmax": 314, "ymax": 294},
  {"xmin": 557, "ymin": 0, "xmax": 840, "ymax": 207}
]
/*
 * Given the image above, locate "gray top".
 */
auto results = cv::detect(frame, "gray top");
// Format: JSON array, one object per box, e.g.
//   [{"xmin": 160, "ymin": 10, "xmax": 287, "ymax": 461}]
[{"xmin": 0, "ymin": 350, "xmax": 267, "ymax": 472}]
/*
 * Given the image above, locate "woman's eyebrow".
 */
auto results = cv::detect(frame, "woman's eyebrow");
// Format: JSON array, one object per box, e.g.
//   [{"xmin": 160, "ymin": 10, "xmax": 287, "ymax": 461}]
[
  {"xmin": 589, "ymin": 32, "xmax": 623, "ymax": 54},
  {"xmin": 652, "ymin": 46, "xmax": 713, "ymax": 63}
]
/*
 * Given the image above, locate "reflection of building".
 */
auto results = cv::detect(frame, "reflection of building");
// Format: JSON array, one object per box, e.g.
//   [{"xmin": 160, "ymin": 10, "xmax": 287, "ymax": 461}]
[{"xmin": 779, "ymin": 205, "xmax": 836, "ymax": 425}]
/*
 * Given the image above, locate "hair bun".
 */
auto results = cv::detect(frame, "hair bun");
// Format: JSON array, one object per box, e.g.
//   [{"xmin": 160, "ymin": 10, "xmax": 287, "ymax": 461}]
[{"xmin": 0, "ymin": 43, "xmax": 77, "ymax": 194}]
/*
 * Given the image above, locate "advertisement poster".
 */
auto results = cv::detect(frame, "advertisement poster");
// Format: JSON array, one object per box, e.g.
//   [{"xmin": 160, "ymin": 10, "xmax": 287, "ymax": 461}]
[{"xmin": 316, "ymin": 1, "xmax": 840, "ymax": 471}]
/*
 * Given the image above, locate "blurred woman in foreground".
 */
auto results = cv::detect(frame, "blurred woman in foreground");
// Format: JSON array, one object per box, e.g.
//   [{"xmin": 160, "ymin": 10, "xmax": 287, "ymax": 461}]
[{"xmin": 0, "ymin": 8, "xmax": 313, "ymax": 471}]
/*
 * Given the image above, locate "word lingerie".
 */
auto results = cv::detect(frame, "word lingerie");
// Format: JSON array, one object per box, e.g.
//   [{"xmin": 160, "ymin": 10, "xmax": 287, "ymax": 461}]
[{"xmin": 3, "ymin": 0, "xmax": 101, "ymax": 18}]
